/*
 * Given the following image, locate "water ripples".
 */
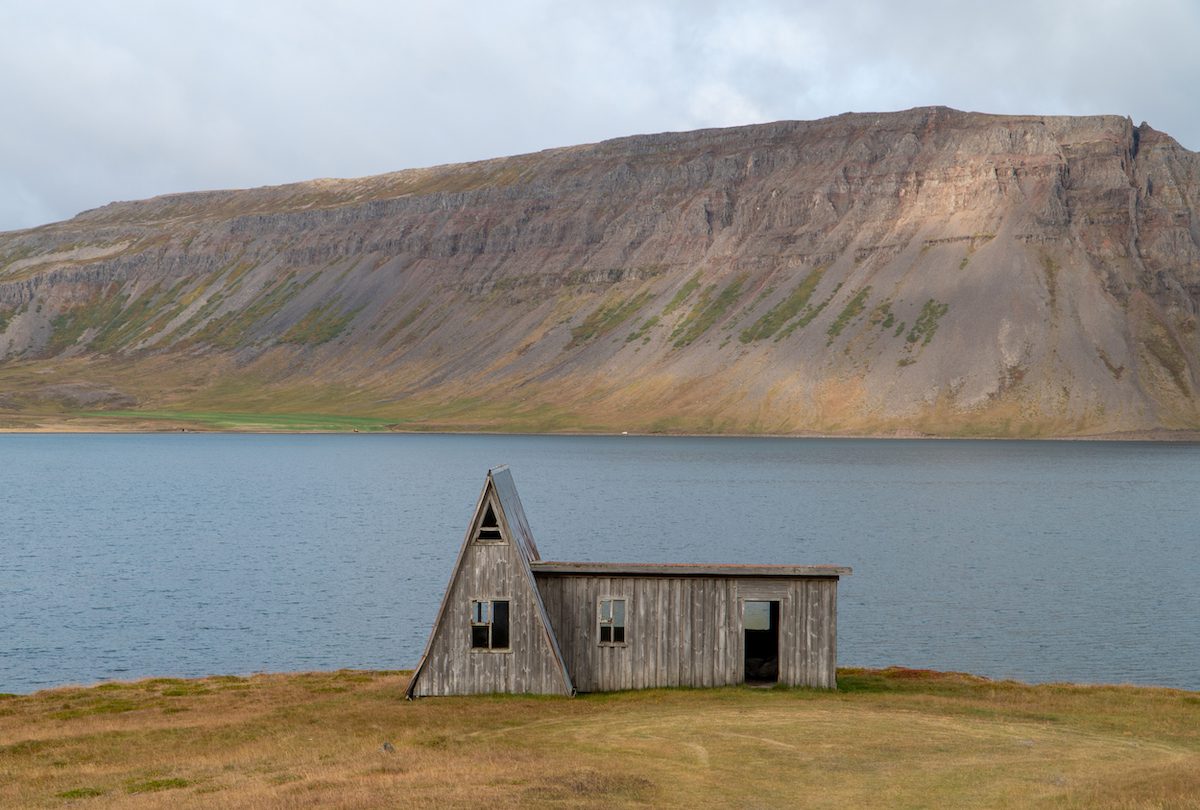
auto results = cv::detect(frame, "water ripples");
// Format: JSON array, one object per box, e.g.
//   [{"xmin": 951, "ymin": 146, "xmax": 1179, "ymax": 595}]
[{"xmin": 1, "ymin": 434, "xmax": 1198, "ymax": 692}]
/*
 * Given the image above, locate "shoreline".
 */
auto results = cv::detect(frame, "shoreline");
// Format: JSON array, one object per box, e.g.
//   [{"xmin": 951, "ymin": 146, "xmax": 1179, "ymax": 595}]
[
  {"xmin": 2, "ymin": 422, "xmax": 1199, "ymax": 442},
  {"xmin": 9, "ymin": 665, "xmax": 1198, "ymax": 698}
]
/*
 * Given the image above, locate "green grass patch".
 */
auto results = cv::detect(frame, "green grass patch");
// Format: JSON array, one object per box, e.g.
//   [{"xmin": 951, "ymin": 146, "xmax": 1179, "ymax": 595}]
[
  {"xmin": 569, "ymin": 291, "xmax": 653, "ymax": 348},
  {"xmin": 140, "ymin": 279, "xmax": 214, "ymax": 339},
  {"xmin": 139, "ymin": 678, "xmax": 188, "ymax": 689},
  {"xmin": 56, "ymin": 787, "xmax": 106, "ymax": 799},
  {"xmin": 47, "ymin": 285, "xmax": 128, "ymax": 353},
  {"xmin": 749, "ymin": 284, "xmax": 776, "ymax": 309},
  {"xmin": 190, "ymin": 272, "xmax": 310, "ymax": 349},
  {"xmin": 223, "ymin": 260, "xmax": 258, "ymax": 292},
  {"xmin": 175, "ymin": 291, "xmax": 228, "ymax": 339},
  {"xmin": 281, "ymin": 297, "xmax": 363, "ymax": 346},
  {"xmin": 79, "ymin": 410, "xmax": 396, "ymax": 432},
  {"xmin": 661, "ymin": 274, "xmax": 701, "ymax": 317},
  {"xmin": 826, "ymin": 286, "xmax": 872, "ymax": 344},
  {"xmin": 869, "ymin": 301, "xmax": 894, "ymax": 330},
  {"xmin": 739, "ymin": 267, "xmax": 825, "ymax": 342},
  {"xmin": 89, "ymin": 281, "xmax": 174, "ymax": 351},
  {"xmin": 0, "ymin": 242, "xmax": 37, "ymax": 273},
  {"xmin": 905, "ymin": 299, "xmax": 950, "ymax": 347},
  {"xmin": 169, "ymin": 255, "xmax": 266, "ymax": 340},
  {"xmin": 161, "ymin": 685, "xmax": 211, "ymax": 697},
  {"xmin": 671, "ymin": 276, "xmax": 746, "ymax": 348},
  {"xmin": 776, "ymin": 283, "xmax": 843, "ymax": 341},
  {"xmin": 126, "ymin": 778, "xmax": 190, "ymax": 794},
  {"xmin": 52, "ymin": 698, "xmax": 140, "ymax": 720},
  {"xmin": 625, "ymin": 314, "xmax": 660, "ymax": 343}
]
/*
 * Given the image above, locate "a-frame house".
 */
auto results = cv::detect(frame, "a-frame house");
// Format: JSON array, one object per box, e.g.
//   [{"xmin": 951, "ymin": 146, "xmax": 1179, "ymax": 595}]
[
  {"xmin": 405, "ymin": 466, "xmax": 574, "ymax": 697},
  {"xmin": 406, "ymin": 466, "xmax": 850, "ymax": 697}
]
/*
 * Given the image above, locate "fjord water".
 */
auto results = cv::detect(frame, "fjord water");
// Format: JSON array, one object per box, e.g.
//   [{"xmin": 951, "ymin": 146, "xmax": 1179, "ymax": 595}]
[{"xmin": 2, "ymin": 434, "xmax": 1198, "ymax": 693}]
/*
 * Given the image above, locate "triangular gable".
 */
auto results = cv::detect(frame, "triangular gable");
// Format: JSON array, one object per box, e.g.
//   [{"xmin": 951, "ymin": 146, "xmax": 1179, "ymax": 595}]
[
  {"xmin": 406, "ymin": 467, "xmax": 574, "ymax": 698},
  {"xmin": 486, "ymin": 467, "xmax": 571, "ymax": 691}
]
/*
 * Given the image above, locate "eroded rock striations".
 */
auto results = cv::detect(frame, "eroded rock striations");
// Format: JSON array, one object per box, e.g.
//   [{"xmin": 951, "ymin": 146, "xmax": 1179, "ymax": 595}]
[{"xmin": 1, "ymin": 106, "xmax": 1198, "ymax": 435}]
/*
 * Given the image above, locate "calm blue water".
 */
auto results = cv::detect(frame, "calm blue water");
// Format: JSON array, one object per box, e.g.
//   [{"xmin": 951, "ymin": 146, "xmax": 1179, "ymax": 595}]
[{"xmin": 1, "ymin": 434, "xmax": 1198, "ymax": 693}]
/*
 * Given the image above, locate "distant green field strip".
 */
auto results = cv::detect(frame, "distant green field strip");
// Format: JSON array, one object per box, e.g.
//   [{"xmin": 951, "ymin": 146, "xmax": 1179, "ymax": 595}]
[{"xmin": 80, "ymin": 410, "xmax": 398, "ymax": 431}]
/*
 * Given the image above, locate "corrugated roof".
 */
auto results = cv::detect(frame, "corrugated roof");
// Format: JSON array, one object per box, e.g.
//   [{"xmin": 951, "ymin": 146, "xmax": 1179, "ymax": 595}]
[
  {"xmin": 490, "ymin": 465, "xmax": 541, "ymax": 563},
  {"xmin": 530, "ymin": 561, "xmax": 851, "ymax": 578}
]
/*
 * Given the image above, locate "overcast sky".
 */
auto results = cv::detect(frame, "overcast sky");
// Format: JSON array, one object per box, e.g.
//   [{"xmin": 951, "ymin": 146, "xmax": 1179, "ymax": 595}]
[{"xmin": 2, "ymin": 0, "xmax": 1198, "ymax": 232}]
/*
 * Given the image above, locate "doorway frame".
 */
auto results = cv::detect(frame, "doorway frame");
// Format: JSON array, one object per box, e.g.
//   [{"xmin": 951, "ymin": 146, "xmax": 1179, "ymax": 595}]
[{"xmin": 741, "ymin": 598, "xmax": 782, "ymax": 685}]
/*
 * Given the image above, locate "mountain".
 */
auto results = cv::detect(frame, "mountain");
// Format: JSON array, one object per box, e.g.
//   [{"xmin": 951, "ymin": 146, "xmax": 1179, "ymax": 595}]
[{"xmin": 1, "ymin": 106, "xmax": 1198, "ymax": 435}]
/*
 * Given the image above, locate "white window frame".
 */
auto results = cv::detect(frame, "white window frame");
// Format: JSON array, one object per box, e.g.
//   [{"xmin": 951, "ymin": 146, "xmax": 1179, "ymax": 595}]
[{"xmin": 597, "ymin": 596, "xmax": 627, "ymax": 647}]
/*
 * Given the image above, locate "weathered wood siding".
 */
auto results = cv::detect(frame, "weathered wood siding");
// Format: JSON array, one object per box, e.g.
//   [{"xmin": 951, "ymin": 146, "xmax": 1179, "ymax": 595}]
[
  {"xmin": 413, "ymin": 539, "xmax": 569, "ymax": 696},
  {"xmin": 535, "ymin": 575, "xmax": 839, "ymax": 691}
]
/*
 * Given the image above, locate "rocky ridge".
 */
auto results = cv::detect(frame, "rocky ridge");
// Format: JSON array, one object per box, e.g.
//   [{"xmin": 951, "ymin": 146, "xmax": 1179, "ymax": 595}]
[{"xmin": 1, "ymin": 106, "xmax": 1198, "ymax": 435}]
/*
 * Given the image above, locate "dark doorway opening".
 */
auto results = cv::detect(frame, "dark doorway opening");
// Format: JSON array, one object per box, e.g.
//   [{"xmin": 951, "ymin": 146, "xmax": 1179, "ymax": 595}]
[{"xmin": 744, "ymin": 600, "xmax": 779, "ymax": 684}]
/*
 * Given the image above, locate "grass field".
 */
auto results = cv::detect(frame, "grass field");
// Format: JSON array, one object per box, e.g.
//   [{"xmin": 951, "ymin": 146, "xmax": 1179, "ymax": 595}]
[
  {"xmin": 8, "ymin": 352, "xmax": 1194, "ymax": 440},
  {"xmin": 2, "ymin": 668, "xmax": 1198, "ymax": 808},
  {"xmin": 78, "ymin": 410, "xmax": 401, "ymax": 432}
]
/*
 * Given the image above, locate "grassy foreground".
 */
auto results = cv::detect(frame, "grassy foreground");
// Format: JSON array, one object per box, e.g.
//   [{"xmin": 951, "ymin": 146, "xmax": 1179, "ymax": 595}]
[{"xmin": 2, "ymin": 669, "xmax": 1199, "ymax": 809}]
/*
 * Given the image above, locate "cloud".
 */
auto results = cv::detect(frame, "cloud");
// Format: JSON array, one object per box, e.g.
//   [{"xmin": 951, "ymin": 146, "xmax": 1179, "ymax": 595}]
[{"xmin": 2, "ymin": 0, "xmax": 1198, "ymax": 231}]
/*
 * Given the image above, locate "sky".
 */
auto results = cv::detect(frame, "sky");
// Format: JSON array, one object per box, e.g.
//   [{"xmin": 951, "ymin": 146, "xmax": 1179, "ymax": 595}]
[{"xmin": 3, "ymin": 0, "xmax": 1198, "ymax": 232}]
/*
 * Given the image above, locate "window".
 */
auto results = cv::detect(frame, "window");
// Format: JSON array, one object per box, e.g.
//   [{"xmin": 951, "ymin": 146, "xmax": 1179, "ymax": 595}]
[
  {"xmin": 475, "ymin": 503, "xmax": 503, "ymax": 542},
  {"xmin": 470, "ymin": 599, "xmax": 509, "ymax": 650},
  {"xmin": 598, "ymin": 598, "xmax": 626, "ymax": 645}
]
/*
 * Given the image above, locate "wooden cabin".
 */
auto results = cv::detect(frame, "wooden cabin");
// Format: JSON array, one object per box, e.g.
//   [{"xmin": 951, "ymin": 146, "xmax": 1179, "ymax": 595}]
[{"xmin": 405, "ymin": 466, "xmax": 850, "ymax": 697}]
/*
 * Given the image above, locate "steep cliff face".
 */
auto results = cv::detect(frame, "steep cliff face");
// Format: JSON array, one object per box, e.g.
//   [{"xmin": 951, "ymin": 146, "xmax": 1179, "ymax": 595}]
[{"xmin": 1, "ymin": 106, "xmax": 1198, "ymax": 434}]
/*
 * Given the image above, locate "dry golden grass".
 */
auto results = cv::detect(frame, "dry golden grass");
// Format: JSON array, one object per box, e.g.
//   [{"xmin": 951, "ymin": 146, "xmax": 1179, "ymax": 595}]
[
  {"xmin": 2, "ymin": 668, "xmax": 1199, "ymax": 808},
  {"xmin": 1, "ymin": 349, "xmax": 1195, "ymax": 438}
]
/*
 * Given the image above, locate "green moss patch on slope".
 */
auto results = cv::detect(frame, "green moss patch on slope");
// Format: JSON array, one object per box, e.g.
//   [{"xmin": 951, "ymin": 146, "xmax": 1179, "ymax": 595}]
[
  {"xmin": 569, "ymin": 291, "xmax": 653, "ymax": 348},
  {"xmin": 869, "ymin": 300, "xmax": 895, "ymax": 330},
  {"xmin": 826, "ymin": 286, "xmax": 872, "ymax": 344},
  {"xmin": 670, "ymin": 275, "xmax": 747, "ymax": 348},
  {"xmin": 626, "ymin": 315, "xmax": 660, "ymax": 343},
  {"xmin": 281, "ymin": 297, "xmax": 364, "ymax": 346},
  {"xmin": 776, "ymin": 282, "xmax": 843, "ymax": 341},
  {"xmin": 47, "ymin": 285, "xmax": 128, "ymax": 354},
  {"xmin": 739, "ymin": 267, "xmax": 826, "ymax": 343},
  {"xmin": 906, "ymin": 299, "xmax": 950, "ymax": 347},
  {"xmin": 189, "ymin": 272, "xmax": 317, "ymax": 349}
]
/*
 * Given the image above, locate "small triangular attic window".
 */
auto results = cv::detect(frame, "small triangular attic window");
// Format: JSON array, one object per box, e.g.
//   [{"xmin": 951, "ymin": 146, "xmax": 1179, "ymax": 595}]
[{"xmin": 475, "ymin": 501, "xmax": 503, "ymax": 542}]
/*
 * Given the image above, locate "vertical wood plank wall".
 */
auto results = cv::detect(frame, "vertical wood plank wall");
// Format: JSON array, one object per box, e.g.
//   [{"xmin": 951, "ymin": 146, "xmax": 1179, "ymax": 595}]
[
  {"xmin": 414, "ymin": 542, "xmax": 568, "ymax": 696},
  {"xmin": 535, "ymin": 575, "xmax": 839, "ymax": 691}
]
